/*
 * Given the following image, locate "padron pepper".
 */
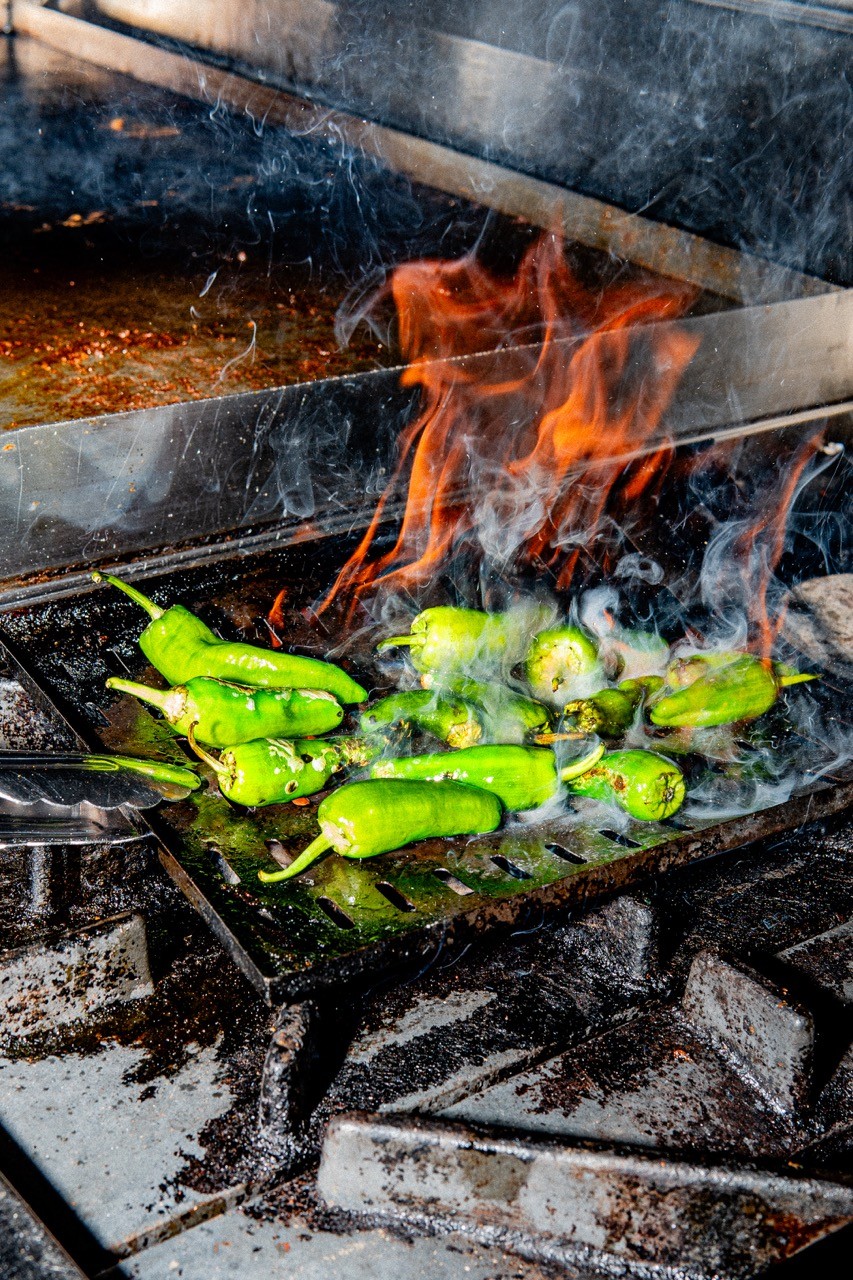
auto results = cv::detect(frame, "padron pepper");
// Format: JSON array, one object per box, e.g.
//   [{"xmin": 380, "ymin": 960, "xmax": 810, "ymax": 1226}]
[
  {"xmin": 649, "ymin": 653, "xmax": 815, "ymax": 729},
  {"xmin": 421, "ymin": 674, "xmax": 551, "ymax": 744},
  {"xmin": 561, "ymin": 675, "xmax": 664, "ymax": 737},
  {"xmin": 188, "ymin": 731, "xmax": 375, "ymax": 806},
  {"xmin": 567, "ymin": 748, "xmax": 686, "ymax": 821},
  {"xmin": 377, "ymin": 604, "xmax": 547, "ymax": 674},
  {"xmin": 259, "ymin": 778, "xmax": 503, "ymax": 881},
  {"xmin": 92, "ymin": 572, "xmax": 367, "ymax": 703},
  {"xmin": 359, "ymin": 690, "xmax": 482, "ymax": 749},
  {"xmin": 106, "ymin": 674, "xmax": 343, "ymax": 748},
  {"xmin": 524, "ymin": 627, "xmax": 603, "ymax": 708},
  {"xmin": 370, "ymin": 742, "xmax": 604, "ymax": 811}
]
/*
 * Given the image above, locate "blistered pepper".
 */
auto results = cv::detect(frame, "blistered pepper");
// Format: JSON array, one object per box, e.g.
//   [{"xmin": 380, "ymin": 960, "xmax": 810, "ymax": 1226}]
[
  {"xmin": 524, "ymin": 627, "xmax": 603, "ymax": 707},
  {"xmin": 359, "ymin": 690, "xmax": 482, "ymax": 748},
  {"xmin": 567, "ymin": 748, "xmax": 686, "ymax": 821},
  {"xmin": 258, "ymin": 778, "xmax": 503, "ymax": 881},
  {"xmin": 562, "ymin": 675, "xmax": 663, "ymax": 737},
  {"xmin": 377, "ymin": 605, "xmax": 546, "ymax": 674},
  {"xmin": 649, "ymin": 653, "xmax": 815, "ymax": 729},
  {"xmin": 106, "ymin": 674, "xmax": 343, "ymax": 748},
  {"xmin": 188, "ymin": 732, "xmax": 375, "ymax": 806},
  {"xmin": 421, "ymin": 674, "xmax": 551, "ymax": 743},
  {"xmin": 92, "ymin": 572, "xmax": 367, "ymax": 703},
  {"xmin": 370, "ymin": 742, "xmax": 604, "ymax": 811}
]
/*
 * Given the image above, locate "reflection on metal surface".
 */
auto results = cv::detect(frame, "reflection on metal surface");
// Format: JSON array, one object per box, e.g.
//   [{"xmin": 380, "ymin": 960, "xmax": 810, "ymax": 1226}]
[
  {"xmin": 318, "ymin": 1113, "xmax": 853, "ymax": 1278},
  {"xmin": 0, "ymin": 290, "xmax": 850, "ymax": 592},
  {"xmin": 13, "ymin": 1, "xmax": 835, "ymax": 301},
  {"xmin": 0, "ymin": 912, "xmax": 153, "ymax": 1043}
]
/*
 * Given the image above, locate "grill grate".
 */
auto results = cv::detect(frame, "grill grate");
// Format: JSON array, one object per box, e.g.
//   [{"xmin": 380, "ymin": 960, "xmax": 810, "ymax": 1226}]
[{"xmin": 1, "ymin": 534, "xmax": 851, "ymax": 1003}]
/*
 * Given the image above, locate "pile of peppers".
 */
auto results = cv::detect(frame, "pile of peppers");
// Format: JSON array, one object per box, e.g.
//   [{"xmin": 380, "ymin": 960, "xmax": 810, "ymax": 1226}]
[{"xmin": 96, "ymin": 574, "xmax": 815, "ymax": 886}]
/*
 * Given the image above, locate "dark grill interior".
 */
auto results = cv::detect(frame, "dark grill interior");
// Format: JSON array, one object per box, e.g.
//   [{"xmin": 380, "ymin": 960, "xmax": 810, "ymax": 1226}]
[{"xmin": 1, "ymin": 4, "xmax": 852, "ymax": 1278}]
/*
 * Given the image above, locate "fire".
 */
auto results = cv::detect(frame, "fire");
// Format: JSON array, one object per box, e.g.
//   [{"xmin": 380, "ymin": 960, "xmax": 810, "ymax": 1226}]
[{"xmin": 321, "ymin": 231, "xmax": 698, "ymax": 617}]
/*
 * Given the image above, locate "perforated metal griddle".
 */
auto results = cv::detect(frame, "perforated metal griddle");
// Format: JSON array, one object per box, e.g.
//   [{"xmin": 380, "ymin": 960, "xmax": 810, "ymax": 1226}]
[{"xmin": 1, "ymin": 529, "xmax": 851, "ymax": 1004}]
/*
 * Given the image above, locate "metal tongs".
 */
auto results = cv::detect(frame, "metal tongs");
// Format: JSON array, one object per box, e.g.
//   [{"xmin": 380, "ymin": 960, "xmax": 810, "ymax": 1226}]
[{"xmin": 0, "ymin": 752, "xmax": 201, "ymax": 847}]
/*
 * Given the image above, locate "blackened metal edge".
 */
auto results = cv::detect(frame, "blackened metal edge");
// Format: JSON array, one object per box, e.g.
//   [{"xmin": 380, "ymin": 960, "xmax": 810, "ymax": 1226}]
[{"xmin": 147, "ymin": 772, "xmax": 853, "ymax": 1006}]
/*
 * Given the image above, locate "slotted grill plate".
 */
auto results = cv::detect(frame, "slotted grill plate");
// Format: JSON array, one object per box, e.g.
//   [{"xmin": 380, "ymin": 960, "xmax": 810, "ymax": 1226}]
[{"xmin": 1, "ymin": 537, "xmax": 851, "ymax": 1004}]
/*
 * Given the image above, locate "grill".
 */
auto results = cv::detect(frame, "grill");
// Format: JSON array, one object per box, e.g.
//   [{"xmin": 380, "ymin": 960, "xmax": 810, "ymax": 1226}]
[{"xmin": 1, "ymin": 3, "xmax": 853, "ymax": 1279}]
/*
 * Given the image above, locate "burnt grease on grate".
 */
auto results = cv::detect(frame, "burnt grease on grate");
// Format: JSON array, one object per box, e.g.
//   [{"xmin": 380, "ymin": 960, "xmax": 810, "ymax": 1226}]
[{"xmin": 1, "ymin": 535, "xmax": 851, "ymax": 1003}]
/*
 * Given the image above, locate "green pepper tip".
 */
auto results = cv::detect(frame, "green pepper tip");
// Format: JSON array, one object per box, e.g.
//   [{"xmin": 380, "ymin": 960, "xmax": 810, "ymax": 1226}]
[{"xmin": 559, "ymin": 741, "xmax": 606, "ymax": 782}]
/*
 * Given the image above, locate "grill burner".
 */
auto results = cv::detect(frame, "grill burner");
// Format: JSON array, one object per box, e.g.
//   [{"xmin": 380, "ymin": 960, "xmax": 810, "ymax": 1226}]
[{"xmin": 2, "ymin": 502, "xmax": 852, "ymax": 1004}]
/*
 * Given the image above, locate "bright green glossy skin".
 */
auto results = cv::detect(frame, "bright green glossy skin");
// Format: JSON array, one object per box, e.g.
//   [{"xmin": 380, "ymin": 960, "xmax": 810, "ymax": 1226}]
[
  {"xmin": 94, "ymin": 573, "xmax": 367, "ymax": 703},
  {"xmin": 650, "ymin": 654, "xmax": 779, "ymax": 728},
  {"xmin": 318, "ymin": 778, "xmax": 502, "ymax": 856},
  {"xmin": 568, "ymin": 749, "xmax": 686, "ymax": 821},
  {"xmin": 360, "ymin": 691, "xmax": 482, "ymax": 748},
  {"xmin": 107, "ymin": 675, "xmax": 343, "ymax": 747},
  {"xmin": 260, "ymin": 778, "xmax": 503, "ymax": 881},
  {"xmin": 430, "ymin": 676, "xmax": 551, "ymax": 744},
  {"xmin": 379, "ymin": 607, "xmax": 513, "ymax": 673},
  {"xmin": 371, "ymin": 744, "xmax": 559, "ymax": 811},
  {"xmin": 525, "ymin": 627, "xmax": 602, "ymax": 707},
  {"xmin": 212, "ymin": 737, "xmax": 349, "ymax": 806}
]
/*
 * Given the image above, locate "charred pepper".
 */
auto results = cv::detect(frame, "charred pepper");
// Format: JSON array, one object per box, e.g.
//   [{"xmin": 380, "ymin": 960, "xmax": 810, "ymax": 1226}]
[
  {"xmin": 649, "ymin": 653, "xmax": 815, "ymax": 729},
  {"xmin": 259, "ymin": 778, "xmax": 503, "ymax": 881},
  {"xmin": 92, "ymin": 572, "xmax": 367, "ymax": 703},
  {"xmin": 421, "ymin": 674, "xmax": 551, "ymax": 743},
  {"xmin": 562, "ymin": 676, "xmax": 663, "ymax": 737},
  {"xmin": 359, "ymin": 690, "xmax": 482, "ymax": 748},
  {"xmin": 370, "ymin": 742, "xmax": 604, "ymax": 811},
  {"xmin": 188, "ymin": 732, "xmax": 375, "ymax": 807},
  {"xmin": 106, "ymin": 674, "xmax": 343, "ymax": 748},
  {"xmin": 567, "ymin": 748, "xmax": 686, "ymax": 821},
  {"xmin": 524, "ymin": 627, "xmax": 603, "ymax": 707}
]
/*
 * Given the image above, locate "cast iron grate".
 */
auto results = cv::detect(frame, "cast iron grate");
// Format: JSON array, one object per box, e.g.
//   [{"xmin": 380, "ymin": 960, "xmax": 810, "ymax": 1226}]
[{"xmin": 1, "ymin": 537, "xmax": 851, "ymax": 1004}]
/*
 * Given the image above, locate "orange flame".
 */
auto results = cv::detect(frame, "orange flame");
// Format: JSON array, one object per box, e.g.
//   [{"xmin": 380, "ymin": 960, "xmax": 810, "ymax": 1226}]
[
  {"xmin": 734, "ymin": 431, "xmax": 824, "ymax": 656},
  {"xmin": 322, "ymin": 231, "xmax": 698, "ymax": 617}
]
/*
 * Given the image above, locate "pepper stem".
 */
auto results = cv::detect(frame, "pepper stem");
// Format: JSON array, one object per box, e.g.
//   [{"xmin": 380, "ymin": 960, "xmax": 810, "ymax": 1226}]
[
  {"xmin": 258, "ymin": 834, "xmax": 333, "ymax": 883},
  {"xmin": 106, "ymin": 676, "xmax": 184, "ymax": 723},
  {"xmin": 376, "ymin": 635, "xmax": 416, "ymax": 652},
  {"xmin": 92, "ymin": 571, "xmax": 164, "ymax": 620},
  {"xmin": 185, "ymin": 723, "xmax": 227, "ymax": 777},
  {"xmin": 559, "ymin": 741, "xmax": 606, "ymax": 782}
]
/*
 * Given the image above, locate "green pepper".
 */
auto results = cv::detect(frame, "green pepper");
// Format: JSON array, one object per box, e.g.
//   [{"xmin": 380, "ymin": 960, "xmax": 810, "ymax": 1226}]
[
  {"xmin": 567, "ymin": 748, "xmax": 686, "ymax": 821},
  {"xmin": 562, "ymin": 675, "xmax": 663, "ymax": 737},
  {"xmin": 80, "ymin": 753, "xmax": 202, "ymax": 798},
  {"xmin": 92, "ymin": 572, "xmax": 367, "ymax": 703},
  {"xmin": 649, "ymin": 653, "xmax": 816, "ymax": 729},
  {"xmin": 370, "ymin": 742, "xmax": 604, "ymax": 811},
  {"xmin": 106, "ymin": 674, "xmax": 343, "ymax": 748},
  {"xmin": 377, "ymin": 604, "xmax": 547, "ymax": 674},
  {"xmin": 562, "ymin": 687, "xmax": 639, "ymax": 737},
  {"xmin": 359, "ymin": 690, "xmax": 482, "ymax": 748},
  {"xmin": 524, "ymin": 627, "xmax": 603, "ymax": 707},
  {"xmin": 259, "ymin": 778, "xmax": 503, "ymax": 881},
  {"xmin": 189, "ymin": 732, "xmax": 374, "ymax": 806},
  {"xmin": 422, "ymin": 674, "xmax": 551, "ymax": 743}
]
